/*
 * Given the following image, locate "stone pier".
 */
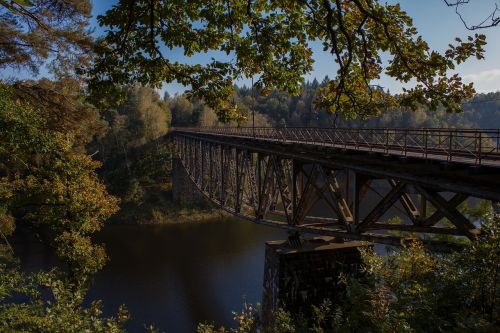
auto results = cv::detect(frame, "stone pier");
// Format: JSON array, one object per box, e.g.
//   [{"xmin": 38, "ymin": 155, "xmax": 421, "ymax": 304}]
[
  {"xmin": 171, "ymin": 157, "xmax": 207, "ymax": 206},
  {"xmin": 262, "ymin": 237, "xmax": 370, "ymax": 330}
]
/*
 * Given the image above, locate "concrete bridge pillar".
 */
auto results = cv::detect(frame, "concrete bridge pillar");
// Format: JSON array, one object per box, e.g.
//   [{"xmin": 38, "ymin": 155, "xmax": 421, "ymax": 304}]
[
  {"xmin": 171, "ymin": 157, "xmax": 207, "ymax": 206},
  {"xmin": 261, "ymin": 237, "xmax": 370, "ymax": 331}
]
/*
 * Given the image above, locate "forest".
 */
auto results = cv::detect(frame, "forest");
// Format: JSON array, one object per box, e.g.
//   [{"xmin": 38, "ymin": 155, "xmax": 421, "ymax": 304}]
[
  {"xmin": 170, "ymin": 80, "xmax": 500, "ymax": 129},
  {"xmin": 1, "ymin": 0, "xmax": 499, "ymax": 332}
]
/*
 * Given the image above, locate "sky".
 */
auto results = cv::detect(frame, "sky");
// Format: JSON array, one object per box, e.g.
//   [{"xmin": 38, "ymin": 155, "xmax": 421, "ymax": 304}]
[
  {"xmin": 92, "ymin": 0, "xmax": 500, "ymax": 95},
  {"xmin": 3, "ymin": 1, "xmax": 500, "ymax": 95}
]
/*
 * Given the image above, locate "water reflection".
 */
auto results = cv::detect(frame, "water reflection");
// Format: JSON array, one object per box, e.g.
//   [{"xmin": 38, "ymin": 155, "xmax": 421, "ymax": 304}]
[
  {"xmin": 13, "ymin": 197, "xmax": 396, "ymax": 332},
  {"xmin": 87, "ymin": 219, "xmax": 285, "ymax": 332}
]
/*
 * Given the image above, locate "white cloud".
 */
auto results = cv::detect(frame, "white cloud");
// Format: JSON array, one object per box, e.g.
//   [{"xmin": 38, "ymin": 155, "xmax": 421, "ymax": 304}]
[{"xmin": 463, "ymin": 68, "xmax": 500, "ymax": 93}]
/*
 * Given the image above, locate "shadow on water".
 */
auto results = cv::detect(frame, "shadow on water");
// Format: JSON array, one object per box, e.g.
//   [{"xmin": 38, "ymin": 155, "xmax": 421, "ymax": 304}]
[{"xmin": 87, "ymin": 219, "xmax": 285, "ymax": 333}]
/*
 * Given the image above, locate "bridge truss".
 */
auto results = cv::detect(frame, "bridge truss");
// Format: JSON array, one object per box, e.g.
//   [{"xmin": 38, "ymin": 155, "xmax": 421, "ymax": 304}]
[{"xmin": 173, "ymin": 128, "xmax": 500, "ymax": 250}]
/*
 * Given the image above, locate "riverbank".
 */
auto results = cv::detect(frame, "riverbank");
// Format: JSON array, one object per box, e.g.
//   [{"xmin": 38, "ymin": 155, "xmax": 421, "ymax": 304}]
[{"xmin": 108, "ymin": 183, "xmax": 226, "ymax": 225}]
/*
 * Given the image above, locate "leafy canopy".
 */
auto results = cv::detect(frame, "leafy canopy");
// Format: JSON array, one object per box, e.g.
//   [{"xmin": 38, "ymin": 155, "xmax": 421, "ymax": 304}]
[
  {"xmin": 0, "ymin": 83, "xmax": 118, "ymax": 282},
  {"xmin": 90, "ymin": 0, "xmax": 486, "ymax": 121},
  {"xmin": 0, "ymin": 264, "xmax": 129, "ymax": 333},
  {"xmin": 0, "ymin": 0, "xmax": 93, "ymax": 76}
]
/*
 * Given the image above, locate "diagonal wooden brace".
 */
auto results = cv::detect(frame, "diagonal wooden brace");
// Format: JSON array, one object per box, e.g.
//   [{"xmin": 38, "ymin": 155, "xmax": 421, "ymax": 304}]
[
  {"xmin": 415, "ymin": 186, "xmax": 480, "ymax": 239},
  {"xmin": 356, "ymin": 181, "xmax": 407, "ymax": 231},
  {"xmin": 389, "ymin": 179, "xmax": 420, "ymax": 223},
  {"xmin": 421, "ymin": 193, "xmax": 468, "ymax": 227}
]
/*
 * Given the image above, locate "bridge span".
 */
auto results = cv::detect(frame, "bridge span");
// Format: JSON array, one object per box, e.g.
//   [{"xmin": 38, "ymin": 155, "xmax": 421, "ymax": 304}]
[{"xmin": 172, "ymin": 127, "xmax": 500, "ymax": 250}]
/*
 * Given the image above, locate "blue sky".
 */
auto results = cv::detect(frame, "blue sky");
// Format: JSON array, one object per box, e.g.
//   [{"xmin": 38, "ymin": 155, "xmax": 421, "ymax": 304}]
[{"xmin": 4, "ymin": 1, "xmax": 500, "ymax": 95}]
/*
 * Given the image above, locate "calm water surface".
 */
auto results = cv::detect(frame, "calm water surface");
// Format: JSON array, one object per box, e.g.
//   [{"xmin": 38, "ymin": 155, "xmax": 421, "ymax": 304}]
[
  {"xmin": 15, "ymin": 183, "xmax": 400, "ymax": 332},
  {"xmin": 82, "ymin": 219, "xmax": 285, "ymax": 332}
]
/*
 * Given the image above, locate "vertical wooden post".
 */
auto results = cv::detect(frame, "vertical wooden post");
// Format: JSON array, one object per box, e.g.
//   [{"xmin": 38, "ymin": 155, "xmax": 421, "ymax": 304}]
[
  {"xmin": 348, "ymin": 171, "xmax": 371, "ymax": 226},
  {"xmin": 200, "ymin": 141, "xmax": 205, "ymax": 188},
  {"xmin": 235, "ymin": 149, "xmax": 241, "ymax": 213},
  {"xmin": 208, "ymin": 143, "xmax": 213, "ymax": 198},
  {"xmin": 292, "ymin": 160, "xmax": 301, "ymax": 224},
  {"xmin": 420, "ymin": 195, "xmax": 427, "ymax": 222},
  {"xmin": 220, "ymin": 145, "xmax": 225, "ymax": 204}
]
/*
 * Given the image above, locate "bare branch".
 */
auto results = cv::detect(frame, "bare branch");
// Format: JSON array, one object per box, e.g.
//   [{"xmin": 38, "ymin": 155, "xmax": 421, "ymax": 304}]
[{"xmin": 444, "ymin": 0, "xmax": 500, "ymax": 30}]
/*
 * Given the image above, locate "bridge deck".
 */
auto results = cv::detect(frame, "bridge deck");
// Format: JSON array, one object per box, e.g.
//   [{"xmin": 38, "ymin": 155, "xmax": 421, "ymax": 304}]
[
  {"xmin": 172, "ymin": 127, "xmax": 500, "ymax": 249},
  {"xmin": 174, "ymin": 127, "xmax": 500, "ymax": 167}
]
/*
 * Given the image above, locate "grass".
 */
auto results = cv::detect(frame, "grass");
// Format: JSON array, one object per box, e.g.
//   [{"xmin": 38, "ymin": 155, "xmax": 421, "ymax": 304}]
[{"xmin": 108, "ymin": 182, "xmax": 227, "ymax": 225}]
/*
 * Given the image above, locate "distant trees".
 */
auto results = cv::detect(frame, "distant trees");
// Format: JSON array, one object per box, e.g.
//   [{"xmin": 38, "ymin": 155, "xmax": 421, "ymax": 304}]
[
  {"xmin": 167, "ymin": 91, "xmax": 273, "ymax": 128},
  {"xmin": 92, "ymin": 85, "xmax": 172, "ymax": 208},
  {"xmin": 165, "ymin": 81, "xmax": 500, "ymax": 129},
  {"xmin": 96, "ymin": 85, "xmax": 170, "ymax": 159},
  {"xmin": 226, "ymin": 81, "xmax": 500, "ymax": 129},
  {"xmin": 170, "ymin": 95, "xmax": 196, "ymax": 127}
]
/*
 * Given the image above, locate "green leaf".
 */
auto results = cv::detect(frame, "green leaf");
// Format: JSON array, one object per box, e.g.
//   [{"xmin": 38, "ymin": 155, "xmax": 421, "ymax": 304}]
[{"xmin": 12, "ymin": 0, "xmax": 33, "ymax": 6}]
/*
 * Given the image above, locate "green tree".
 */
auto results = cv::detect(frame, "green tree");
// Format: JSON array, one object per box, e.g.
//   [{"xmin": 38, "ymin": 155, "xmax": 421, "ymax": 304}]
[
  {"xmin": 333, "ymin": 217, "xmax": 499, "ymax": 333},
  {"xmin": 198, "ymin": 106, "xmax": 219, "ymax": 127},
  {"xmin": 0, "ymin": 83, "xmax": 118, "ymax": 284},
  {"xmin": 0, "ymin": 0, "xmax": 93, "ymax": 76},
  {"xmin": 170, "ymin": 95, "xmax": 196, "ymax": 126},
  {"xmin": 90, "ymin": 0, "xmax": 485, "ymax": 122},
  {"xmin": 10, "ymin": 78, "xmax": 105, "ymax": 150},
  {"xmin": 0, "ymin": 264, "xmax": 129, "ymax": 332},
  {"xmin": 93, "ymin": 85, "xmax": 172, "ymax": 207}
]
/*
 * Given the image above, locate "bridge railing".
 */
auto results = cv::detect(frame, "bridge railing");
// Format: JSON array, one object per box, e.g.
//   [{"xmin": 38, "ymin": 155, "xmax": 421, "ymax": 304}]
[{"xmin": 173, "ymin": 127, "xmax": 500, "ymax": 166}]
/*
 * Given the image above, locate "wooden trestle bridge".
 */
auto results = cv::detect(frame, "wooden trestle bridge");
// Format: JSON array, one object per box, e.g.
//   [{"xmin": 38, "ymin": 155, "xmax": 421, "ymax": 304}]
[{"xmin": 172, "ymin": 127, "xmax": 500, "ymax": 250}]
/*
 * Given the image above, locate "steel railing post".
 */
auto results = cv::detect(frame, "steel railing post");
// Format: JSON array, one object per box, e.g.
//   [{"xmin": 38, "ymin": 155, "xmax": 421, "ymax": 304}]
[
  {"xmin": 424, "ymin": 130, "xmax": 428, "ymax": 159},
  {"xmin": 448, "ymin": 131, "xmax": 453, "ymax": 162},
  {"xmin": 478, "ymin": 131, "xmax": 482, "ymax": 165},
  {"xmin": 404, "ymin": 129, "xmax": 408, "ymax": 157},
  {"xmin": 385, "ymin": 129, "xmax": 389, "ymax": 154},
  {"xmin": 497, "ymin": 129, "xmax": 500, "ymax": 153}
]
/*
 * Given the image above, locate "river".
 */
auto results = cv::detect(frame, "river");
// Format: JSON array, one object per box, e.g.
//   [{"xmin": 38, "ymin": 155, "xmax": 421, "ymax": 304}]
[
  {"xmin": 15, "ymin": 218, "xmax": 285, "ymax": 332},
  {"xmin": 14, "ymin": 180, "xmax": 408, "ymax": 332}
]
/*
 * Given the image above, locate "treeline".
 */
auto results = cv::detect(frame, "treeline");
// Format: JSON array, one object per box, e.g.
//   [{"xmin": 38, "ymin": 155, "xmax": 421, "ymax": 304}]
[
  {"xmin": 169, "ymin": 78, "xmax": 500, "ymax": 129},
  {"xmin": 90, "ymin": 85, "xmax": 216, "ymax": 224}
]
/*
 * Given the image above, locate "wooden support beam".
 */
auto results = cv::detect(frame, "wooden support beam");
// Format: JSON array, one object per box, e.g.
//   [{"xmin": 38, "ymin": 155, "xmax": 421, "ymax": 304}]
[
  {"xmin": 220, "ymin": 146, "xmax": 225, "ymax": 204},
  {"xmin": 292, "ymin": 160, "xmax": 300, "ymax": 222},
  {"xmin": 235, "ymin": 150, "xmax": 244, "ymax": 213},
  {"xmin": 357, "ymin": 181, "xmax": 407, "ymax": 231},
  {"xmin": 208, "ymin": 143, "xmax": 213, "ymax": 197},
  {"xmin": 245, "ymin": 152, "xmax": 259, "ymax": 215},
  {"xmin": 257, "ymin": 155, "xmax": 275, "ymax": 219},
  {"xmin": 364, "ymin": 223, "xmax": 465, "ymax": 235},
  {"xmin": 292, "ymin": 165, "xmax": 320, "ymax": 226},
  {"xmin": 422, "ymin": 193, "xmax": 468, "ymax": 227},
  {"xmin": 321, "ymin": 168, "xmax": 354, "ymax": 227},
  {"xmin": 348, "ymin": 171, "xmax": 372, "ymax": 224},
  {"xmin": 389, "ymin": 179, "xmax": 421, "ymax": 223},
  {"xmin": 416, "ymin": 186, "xmax": 479, "ymax": 239},
  {"xmin": 274, "ymin": 158, "xmax": 293, "ymax": 224}
]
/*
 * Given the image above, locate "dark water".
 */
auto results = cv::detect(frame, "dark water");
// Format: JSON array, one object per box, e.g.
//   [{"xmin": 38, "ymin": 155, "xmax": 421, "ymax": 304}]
[
  {"xmin": 13, "ymin": 181, "xmax": 411, "ymax": 332},
  {"xmin": 15, "ymin": 219, "xmax": 284, "ymax": 332},
  {"xmin": 85, "ymin": 219, "xmax": 284, "ymax": 332}
]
